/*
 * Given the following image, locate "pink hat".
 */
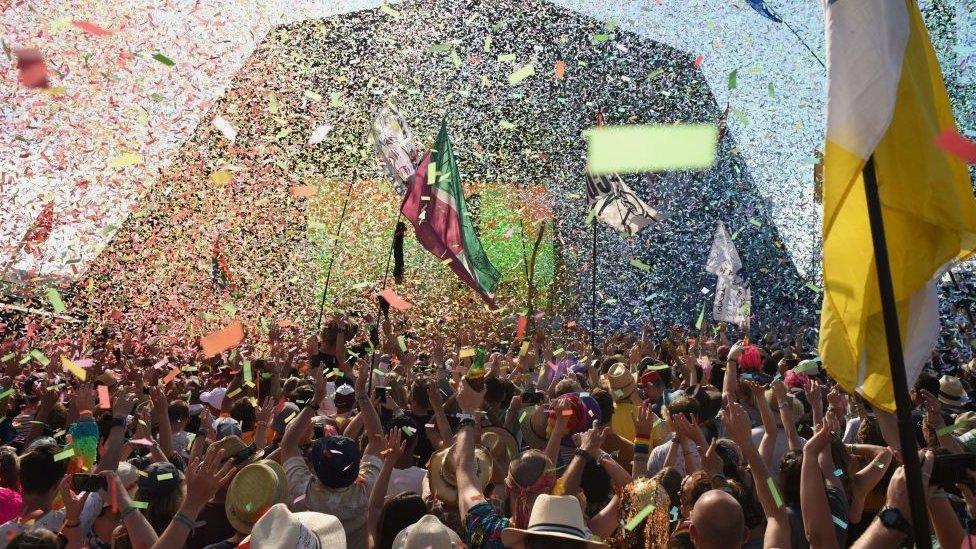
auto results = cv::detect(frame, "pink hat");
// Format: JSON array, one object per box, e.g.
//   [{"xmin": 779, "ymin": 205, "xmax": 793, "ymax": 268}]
[
  {"xmin": 0, "ymin": 488, "xmax": 22, "ymax": 524},
  {"xmin": 738, "ymin": 346, "xmax": 763, "ymax": 372},
  {"xmin": 785, "ymin": 370, "xmax": 810, "ymax": 390}
]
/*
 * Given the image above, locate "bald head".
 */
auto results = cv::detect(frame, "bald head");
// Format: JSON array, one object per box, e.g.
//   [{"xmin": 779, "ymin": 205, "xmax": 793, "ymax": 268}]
[{"xmin": 690, "ymin": 490, "xmax": 746, "ymax": 549}]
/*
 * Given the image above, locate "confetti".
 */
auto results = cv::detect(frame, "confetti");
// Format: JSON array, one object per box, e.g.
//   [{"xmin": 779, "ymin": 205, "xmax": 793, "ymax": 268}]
[
  {"xmin": 151, "ymin": 53, "xmax": 175, "ymax": 66},
  {"xmin": 72, "ymin": 20, "xmax": 114, "ymax": 36},
  {"xmin": 586, "ymin": 124, "xmax": 718, "ymax": 175},
  {"xmin": 935, "ymin": 129, "xmax": 976, "ymax": 164},
  {"xmin": 508, "ymin": 63, "xmax": 536, "ymax": 85},
  {"xmin": 53, "ymin": 448, "xmax": 75, "ymax": 462},
  {"xmin": 212, "ymin": 115, "xmax": 238, "ymax": 143},
  {"xmin": 156, "ymin": 473, "xmax": 174, "ymax": 481},
  {"xmin": 767, "ymin": 477, "xmax": 783, "ymax": 508},
  {"xmin": 45, "ymin": 288, "xmax": 66, "ymax": 313},
  {"xmin": 625, "ymin": 503, "xmax": 655, "ymax": 531},
  {"xmin": 129, "ymin": 501, "xmax": 149, "ymax": 509}
]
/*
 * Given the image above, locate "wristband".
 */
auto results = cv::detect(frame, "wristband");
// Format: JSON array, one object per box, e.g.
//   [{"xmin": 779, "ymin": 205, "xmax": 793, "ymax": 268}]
[
  {"xmin": 573, "ymin": 449, "xmax": 596, "ymax": 464},
  {"xmin": 173, "ymin": 512, "xmax": 197, "ymax": 530},
  {"xmin": 121, "ymin": 505, "xmax": 139, "ymax": 520}
]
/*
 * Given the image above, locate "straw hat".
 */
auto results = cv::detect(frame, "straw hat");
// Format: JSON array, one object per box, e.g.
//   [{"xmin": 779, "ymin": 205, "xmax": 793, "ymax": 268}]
[
  {"xmin": 519, "ymin": 405, "xmax": 549, "ymax": 450},
  {"xmin": 210, "ymin": 435, "xmax": 263, "ymax": 466},
  {"xmin": 392, "ymin": 514, "xmax": 462, "ymax": 549},
  {"xmin": 482, "ymin": 427, "xmax": 519, "ymax": 483},
  {"xmin": 427, "ymin": 443, "xmax": 493, "ymax": 505},
  {"xmin": 226, "ymin": 459, "xmax": 288, "ymax": 534},
  {"xmin": 953, "ymin": 411, "xmax": 976, "ymax": 436},
  {"xmin": 500, "ymin": 494, "xmax": 606, "ymax": 547},
  {"xmin": 939, "ymin": 375, "xmax": 970, "ymax": 408},
  {"xmin": 245, "ymin": 503, "xmax": 345, "ymax": 548},
  {"xmin": 604, "ymin": 363, "xmax": 637, "ymax": 401}
]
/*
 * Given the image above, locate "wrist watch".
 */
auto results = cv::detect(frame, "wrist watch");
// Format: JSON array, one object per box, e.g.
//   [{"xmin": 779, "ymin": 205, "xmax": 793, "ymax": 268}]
[
  {"xmin": 573, "ymin": 448, "xmax": 596, "ymax": 464},
  {"xmin": 878, "ymin": 506, "xmax": 911, "ymax": 534}
]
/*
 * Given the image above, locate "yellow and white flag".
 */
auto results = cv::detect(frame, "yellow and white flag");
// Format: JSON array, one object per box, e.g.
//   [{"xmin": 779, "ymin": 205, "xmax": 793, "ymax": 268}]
[{"xmin": 820, "ymin": 0, "xmax": 976, "ymax": 412}]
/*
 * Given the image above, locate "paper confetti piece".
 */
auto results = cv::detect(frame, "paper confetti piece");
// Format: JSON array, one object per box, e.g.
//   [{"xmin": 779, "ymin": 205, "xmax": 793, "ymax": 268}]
[
  {"xmin": 554, "ymin": 60, "xmax": 566, "ymax": 79},
  {"xmin": 767, "ymin": 83, "xmax": 776, "ymax": 97},
  {"xmin": 45, "ymin": 288, "xmax": 66, "ymax": 313},
  {"xmin": 693, "ymin": 55, "xmax": 704, "ymax": 68},
  {"xmin": 53, "ymin": 448, "xmax": 75, "ymax": 462},
  {"xmin": 625, "ymin": 503, "xmax": 656, "ymax": 531},
  {"xmin": 129, "ymin": 501, "xmax": 149, "ymax": 509},
  {"xmin": 0, "ymin": 389, "xmax": 13, "ymax": 400},
  {"xmin": 151, "ymin": 53, "xmax": 174, "ymax": 67},
  {"xmin": 243, "ymin": 361, "xmax": 252, "ymax": 382},
  {"xmin": 72, "ymin": 20, "xmax": 114, "ymax": 36},
  {"xmin": 211, "ymin": 170, "xmax": 233, "ymax": 185},
  {"xmin": 15, "ymin": 48, "xmax": 49, "ymax": 88},
  {"xmin": 497, "ymin": 53, "xmax": 516, "ymax": 63},
  {"xmin": 508, "ymin": 63, "xmax": 535, "ymax": 85},
  {"xmin": 162, "ymin": 367, "xmax": 181, "ymax": 385},
  {"xmin": 30, "ymin": 348, "xmax": 53, "ymax": 367},
  {"xmin": 108, "ymin": 153, "xmax": 142, "ymax": 168},
  {"xmin": 459, "ymin": 347, "xmax": 476, "ymax": 358},
  {"xmin": 61, "ymin": 356, "xmax": 88, "ymax": 381},
  {"xmin": 307, "ymin": 124, "xmax": 333, "ymax": 146},
  {"xmin": 379, "ymin": 288, "xmax": 412, "ymax": 311},
  {"xmin": 727, "ymin": 69, "xmax": 738, "ymax": 90},
  {"xmin": 227, "ymin": 387, "xmax": 242, "ymax": 398},
  {"xmin": 832, "ymin": 515, "xmax": 847, "ymax": 529},
  {"xmin": 695, "ymin": 303, "xmax": 706, "ymax": 330},
  {"xmin": 397, "ymin": 336, "xmax": 407, "ymax": 352},
  {"xmin": 833, "ymin": 468, "xmax": 843, "ymax": 477},
  {"xmin": 200, "ymin": 321, "xmax": 244, "ymax": 357},
  {"xmin": 630, "ymin": 258, "xmax": 651, "ymax": 271},
  {"xmin": 767, "ymin": 477, "xmax": 783, "ymax": 508},
  {"xmin": 670, "ymin": 506, "xmax": 679, "ymax": 521},
  {"xmin": 212, "ymin": 116, "xmax": 237, "ymax": 143},
  {"xmin": 98, "ymin": 385, "xmax": 111, "ymax": 409},
  {"xmin": 935, "ymin": 129, "xmax": 976, "ymax": 164},
  {"xmin": 586, "ymin": 124, "xmax": 718, "ymax": 175},
  {"xmin": 516, "ymin": 315, "xmax": 528, "ymax": 339},
  {"xmin": 937, "ymin": 422, "xmax": 964, "ymax": 437},
  {"xmin": 289, "ymin": 185, "xmax": 317, "ymax": 198},
  {"xmin": 379, "ymin": 2, "xmax": 400, "ymax": 17},
  {"xmin": 156, "ymin": 473, "xmax": 174, "ymax": 481},
  {"xmin": 520, "ymin": 341, "xmax": 530, "ymax": 356}
]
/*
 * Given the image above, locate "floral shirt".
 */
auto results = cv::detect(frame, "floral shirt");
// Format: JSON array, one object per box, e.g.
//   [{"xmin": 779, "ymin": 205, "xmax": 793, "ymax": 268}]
[{"xmin": 465, "ymin": 501, "xmax": 510, "ymax": 549}]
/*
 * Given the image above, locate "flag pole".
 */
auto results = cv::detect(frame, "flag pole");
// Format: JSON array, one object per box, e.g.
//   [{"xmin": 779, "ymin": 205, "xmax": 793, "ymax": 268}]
[
  {"xmin": 862, "ymin": 155, "xmax": 932, "ymax": 548},
  {"xmin": 315, "ymin": 170, "xmax": 358, "ymax": 332},
  {"xmin": 590, "ymin": 221, "xmax": 598, "ymax": 353}
]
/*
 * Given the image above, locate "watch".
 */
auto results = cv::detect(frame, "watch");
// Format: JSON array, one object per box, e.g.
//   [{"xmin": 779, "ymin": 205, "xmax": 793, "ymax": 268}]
[
  {"xmin": 573, "ymin": 449, "xmax": 596, "ymax": 464},
  {"xmin": 878, "ymin": 506, "xmax": 911, "ymax": 534}
]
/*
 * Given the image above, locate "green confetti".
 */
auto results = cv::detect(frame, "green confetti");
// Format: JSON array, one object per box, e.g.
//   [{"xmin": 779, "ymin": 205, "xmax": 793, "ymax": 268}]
[
  {"xmin": 29, "ymin": 349, "xmax": 50, "ymax": 366},
  {"xmin": 499, "ymin": 120, "xmax": 516, "ymax": 130},
  {"xmin": 53, "ymin": 448, "xmax": 75, "ymax": 462},
  {"xmin": 243, "ymin": 361, "xmax": 252, "ymax": 382},
  {"xmin": 727, "ymin": 68, "xmax": 738, "ymax": 90},
  {"xmin": 695, "ymin": 303, "xmax": 706, "ymax": 330},
  {"xmin": 45, "ymin": 288, "xmax": 66, "ymax": 313},
  {"xmin": 497, "ymin": 53, "xmax": 516, "ymax": 63},
  {"xmin": 593, "ymin": 33, "xmax": 610, "ymax": 43},
  {"xmin": 748, "ymin": 218, "xmax": 762, "ymax": 227},
  {"xmin": 156, "ymin": 472, "xmax": 174, "ymax": 481},
  {"xmin": 767, "ymin": 477, "xmax": 783, "ymax": 508},
  {"xmin": 0, "ymin": 389, "xmax": 14, "ymax": 400},
  {"xmin": 586, "ymin": 124, "xmax": 718, "ymax": 175},
  {"xmin": 484, "ymin": 36, "xmax": 492, "ymax": 52},
  {"xmin": 129, "ymin": 501, "xmax": 149, "ymax": 509},
  {"xmin": 151, "ymin": 53, "xmax": 174, "ymax": 67},
  {"xmin": 508, "ymin": 63, "xmax": 535, "ymax": 85},
  {"xmin": 397, "ymin": 335, "xmax": 407, "ymax": 352},
  {"xmin": 937, "ymin": 422, "xmax": 965, "ymax": 437},
  {"xmin": 429, "ymin": 43, "xmax": 453, "ymax": 52},
  {"xmin": 379, "ymin": 2, "xmax": 400, "ymax": 17},
  {"xmin": 625, "ymin": 503, "xmax": 655, "ymax": 531},
  {"xmin": 629, "ymin": 258, "xmax": 651, "ymax": 272},
  {"xmin": 805, "ymin": 281, "xmax": 822, "ymax": 293},
  {"xmin": 732, "ymin": 109, "xmax": 749, "ymax": 127},
  {"xmin": 1, "ymin": 353, "xmax": 16, "ymax": 362}
]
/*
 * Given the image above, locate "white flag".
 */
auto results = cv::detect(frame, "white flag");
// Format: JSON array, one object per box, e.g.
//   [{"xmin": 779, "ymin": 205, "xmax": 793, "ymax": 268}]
[
  {"xmin": 705, "ymin": 221, "xmax": 741, "ymax": 276},
  {"xmin": 584, "ymin": 173, "xmax": 663, "ymax": 236},
  {"xmin": 370, "ymin": 104, "xmax": 420, "ymax": 194},
  {"xmin": 713, "ymin": 274, "xmax": 751, "ymax": 327}
]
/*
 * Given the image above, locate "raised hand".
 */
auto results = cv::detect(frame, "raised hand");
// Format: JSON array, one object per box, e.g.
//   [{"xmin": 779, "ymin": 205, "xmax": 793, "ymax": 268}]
[
  {"xmin": 721, "ymin": 397, "xmax": 754, "ymax": 450},
  {"xmin": 456, "ymin": 379, "xmax": 485, "ymax": 414},
  {"xmin": 383, "ymin": 428, "xmax": 406, "ymax": 463},
  {"xmin": 182, "ymin": 446, "xmax": 236, "ymax": 513}
]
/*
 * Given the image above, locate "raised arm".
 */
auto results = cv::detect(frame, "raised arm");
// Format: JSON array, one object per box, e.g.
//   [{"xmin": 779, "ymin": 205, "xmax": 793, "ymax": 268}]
[
  {"xmin": 560, "ymin": 422, "xmax": 610, "ymax": 495},
  {"xmin": 356, "ymin": 359, "xmax": 385, "ymax": 457},
  {"xmin": 723, "ymin": 398, "xmax": 791, "ymax": 549},
  {"xmin": 95, "ymin": 392, "xmax": 138, "ymax": 474},
  {"xmin": 367, "ymin": 429, "xmax": 405, "ymax": 549},
  {"xmin": 454, "ymin": 380, "xmax": 487, "ymax": 521},
  {"xmin": 801, "ymin": 417, "xmax": 840, "ymax": 549},
  {"xmin": 150, "ymin": 447, "xmax": 235, "ymax": 549},
  {"xmin": 149, "ymin": 386, "xmax": 174, "ymax": 460},
  {"xmin": 772, "ymin": 380, "xmax": 803, "ymax": 451},
  {"xmin": 280, "ymin": 365, "xmax": 325, "ymax": 463}
]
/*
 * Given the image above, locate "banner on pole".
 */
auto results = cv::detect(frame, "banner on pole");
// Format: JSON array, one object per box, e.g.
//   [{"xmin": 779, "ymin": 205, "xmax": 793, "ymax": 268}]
[
  {"xmin": 584, "ymin": 173, "xmax": 663, "ymax": 236},
  {"xmin": 371, "ymin": 104, "xmax": 421, "ymax": 194}
]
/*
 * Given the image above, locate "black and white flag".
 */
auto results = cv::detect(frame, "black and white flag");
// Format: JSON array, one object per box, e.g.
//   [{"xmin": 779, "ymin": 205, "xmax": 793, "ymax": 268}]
[
  {"xmin": 706, "ymin": 221, "xmax": 750, "ymax": 327},
  {"xmin": 584, "ymin": 173, "xmax": 664, "ymax": 236}
]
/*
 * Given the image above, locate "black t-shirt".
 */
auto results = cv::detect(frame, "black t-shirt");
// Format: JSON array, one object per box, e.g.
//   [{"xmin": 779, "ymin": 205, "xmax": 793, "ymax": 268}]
[
  {"xmin": 187, "ymin": 501, "xmax": 236, "ymax": 549},
  {"xmin": 408, "ymin": 410, "xmax": 435, "ymax": 466}
]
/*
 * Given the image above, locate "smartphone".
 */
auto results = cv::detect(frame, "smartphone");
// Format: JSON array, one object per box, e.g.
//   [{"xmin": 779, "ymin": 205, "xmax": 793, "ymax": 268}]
[
  {"xmin": 72, "ymin": 473, "xmax": 108, "ymax": 493},
  {"xmin": 930, "ymin": 453, "xmax": 976, "ymax": 488},
  {"xmin": 374, "ymin": 386, "xmax": 389, "ymax": 402},
  {"xmin": 522, "ymin": 391, "xmax": 544, "ymax": 405}
]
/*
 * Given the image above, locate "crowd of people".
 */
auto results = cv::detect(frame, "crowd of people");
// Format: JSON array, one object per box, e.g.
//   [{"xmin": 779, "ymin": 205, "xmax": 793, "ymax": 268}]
[{"xmin": 0, "ymin": 314, "xmax": 974, "ymax": 549}]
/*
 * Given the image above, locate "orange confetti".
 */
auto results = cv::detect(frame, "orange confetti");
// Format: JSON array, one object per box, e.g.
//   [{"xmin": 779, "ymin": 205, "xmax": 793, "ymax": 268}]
[
  {"xmin": 554, "ymin": 60, "xmax": 566, "ymax": 80},
  {"xmin": 289, "ymin": 185, "xmax": 317, "ymax": 198},
  {"xmin": 72, "ymin": 20, "xmax": 115, "ymax": 36},
  {"xmin": 162, "ymin": 367, "xmax": 181, "ymax": 385},
  {"xmin": 97, "ymin": 385, "xmax": 111, "ymax": 409},
  {"xmin": 200, "ymin": 321, "xmax": 244, "ymax": 357},
  {"xmin": 693, "ymin": 55, "xmax": 704, "ymax": 68},
  {"xmin": 378, "ymin": 288, "xmax": 412, "ymax": 311},
  {"xmin": 516, "ymin": 315, "xmax": 527, "ymax": 339}
]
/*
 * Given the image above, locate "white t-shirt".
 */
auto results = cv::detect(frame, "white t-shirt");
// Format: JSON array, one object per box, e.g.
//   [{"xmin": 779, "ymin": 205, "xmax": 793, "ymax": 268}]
[
  {"xmin": 0, "ymin": 509, "xmax": 65, "ymax": 549},
  {"xmin": 387, "ymin": 466, "xmax": 428, "ymax": 497},
  {"xmin": 751, "ymin": 426, "xmax": 807, "ymax": 478},
  {"xmin": 647, "ymin": 440, "xmax": 701, "ymax": 476}
]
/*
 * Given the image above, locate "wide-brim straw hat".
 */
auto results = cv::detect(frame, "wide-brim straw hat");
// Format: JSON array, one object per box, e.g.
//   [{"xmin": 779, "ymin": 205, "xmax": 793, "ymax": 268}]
[
  {"xmin": 519, "ymin": 405, "xmax": 549, "ymax": 450},
  {"xmin": 604, "ymin": 363, "xmax": 637, "ymax": 401},
  {"xmin": 392, "ymin": 513, "xmax": 463, "ymax": 549},
  {"xmin": 226, "ymin": 459, "xmax": 288, "ymax": 534},
  {"xmin": 501, "ymin": 494, "xmax": 607, "ymax": 547},
  {"xmin": 427, "ymin": 443, "xmax": 493, "ymax": 506},
  {"xmin": 244, "ymin": 502, "xmax": 345, "ymax": 548},
  {"xmin": 482, "ymin": 427, "xmax": 519, "ymax": 482},
  {"xmin": 939, "ymin": 375, "xmax": 970, "ymax": 407}
]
